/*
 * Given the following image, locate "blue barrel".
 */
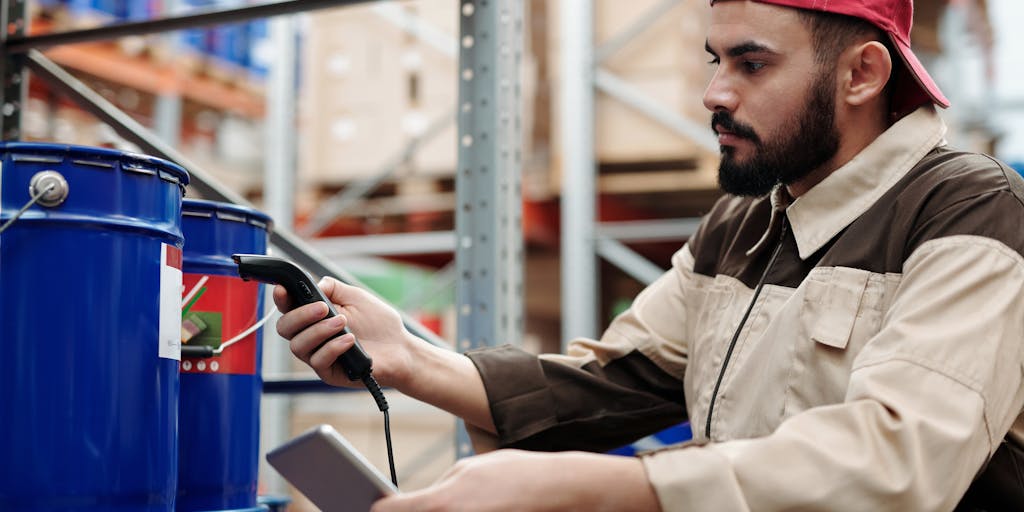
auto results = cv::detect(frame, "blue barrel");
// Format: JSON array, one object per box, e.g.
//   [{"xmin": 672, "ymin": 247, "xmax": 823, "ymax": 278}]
[
  {"xmin": 178, "ymin": 199, "xmax": 272, "ymax": 512},
  {"xmin": 0, "ymin": 143, "xmax": 189, "ymax": 511}
]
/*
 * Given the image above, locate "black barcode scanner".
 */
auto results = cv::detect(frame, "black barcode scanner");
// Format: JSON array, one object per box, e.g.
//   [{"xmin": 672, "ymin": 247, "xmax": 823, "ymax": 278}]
[
  {"xmin": 232, "ymin": 253, "xmax": 399, "ymax": 487},
  {"xmin": 232, "ymin": 254, "xmax": 383, "ymax": 408}
]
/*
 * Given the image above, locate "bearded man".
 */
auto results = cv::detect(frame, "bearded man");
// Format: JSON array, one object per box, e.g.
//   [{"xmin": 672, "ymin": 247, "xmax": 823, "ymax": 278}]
[{"xmin": 276, "ymin": 1, "xmax": 1024, "ymax": 510}]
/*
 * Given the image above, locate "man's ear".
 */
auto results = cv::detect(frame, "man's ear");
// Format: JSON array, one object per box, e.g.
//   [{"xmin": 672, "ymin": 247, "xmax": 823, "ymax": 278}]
[{"xmin": 840, "ymin": 41, "xmax": 893, "ymax": 107}]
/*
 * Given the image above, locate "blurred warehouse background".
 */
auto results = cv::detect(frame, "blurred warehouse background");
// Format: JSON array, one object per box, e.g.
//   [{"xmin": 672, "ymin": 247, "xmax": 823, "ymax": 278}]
[{"xmin": 15, "ymin": 0, "xmax": 1023, "ymax": 509}]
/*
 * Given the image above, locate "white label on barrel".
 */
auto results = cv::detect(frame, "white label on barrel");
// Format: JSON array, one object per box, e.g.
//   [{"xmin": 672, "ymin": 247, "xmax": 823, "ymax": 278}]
[{"xmin": 159, "ymin": 244, "xmax": 183, "ymax": 360}]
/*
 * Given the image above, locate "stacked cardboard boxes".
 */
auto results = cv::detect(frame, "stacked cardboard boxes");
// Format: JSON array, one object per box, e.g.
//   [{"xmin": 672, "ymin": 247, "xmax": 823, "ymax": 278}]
[
  {"xmin": 547, "ymin": 0, "xmax": 720, "ymax": 193},
  {"xmin": 299, "ymin": 1, "xmax": 460, "ymax": 190}
]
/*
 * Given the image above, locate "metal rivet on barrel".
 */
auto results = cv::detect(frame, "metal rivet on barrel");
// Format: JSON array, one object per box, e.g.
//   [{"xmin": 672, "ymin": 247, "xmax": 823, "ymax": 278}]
[{"xmin": 28, "ymin": 170, "xmax": 70, "ymax": 207}]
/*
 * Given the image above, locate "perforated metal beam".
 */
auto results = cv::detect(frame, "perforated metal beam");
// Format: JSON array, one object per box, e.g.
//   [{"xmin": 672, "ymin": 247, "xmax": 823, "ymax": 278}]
[{"xmin": 454, "ymin": 0, "xmax": 524, "ymax": 458}]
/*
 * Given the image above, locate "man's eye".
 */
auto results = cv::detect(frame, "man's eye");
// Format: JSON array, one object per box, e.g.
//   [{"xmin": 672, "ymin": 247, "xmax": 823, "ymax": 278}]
[{"xmin": 744, "ymin": 61, "xmax": 765, "ymax": 72}]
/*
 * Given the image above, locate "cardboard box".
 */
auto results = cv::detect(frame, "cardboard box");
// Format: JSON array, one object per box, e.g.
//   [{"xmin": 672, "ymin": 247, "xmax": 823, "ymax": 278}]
[
  {"xmin": 546, "ymin": 0, "xmax": 717, "ymax": 193},
  {"xmin": 300, "ymin": 0, "xmax": 537, "ymax": 193},
  {"xmin": 299, "ymin": 1, "xmax": 460, "ymax": 189}
]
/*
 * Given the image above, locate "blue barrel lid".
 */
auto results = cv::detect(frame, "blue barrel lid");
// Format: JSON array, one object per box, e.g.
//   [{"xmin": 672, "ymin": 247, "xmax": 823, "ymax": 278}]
[
  {"xmin": 182, "ymin": 198, "xmax": 274, "ymax": 232},
  {"xmin": 0, "ymin": 142, "xmax": 190, "ymax": 187}
]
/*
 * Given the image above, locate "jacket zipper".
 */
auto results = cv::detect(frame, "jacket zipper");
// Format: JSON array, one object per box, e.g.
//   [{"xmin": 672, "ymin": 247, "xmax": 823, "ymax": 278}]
[{"xmin": 704, "ymin": 216, "xmax": 789, "ymax": 439}]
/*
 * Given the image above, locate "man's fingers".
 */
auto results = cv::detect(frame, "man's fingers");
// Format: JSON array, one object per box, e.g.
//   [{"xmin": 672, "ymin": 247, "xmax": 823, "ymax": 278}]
[
  {"xmin": 272, "ymin": 284, "xmax": 292, "ymax": 312},
  {"xmin": 371, "ymin": 462, "xmax": 464, "ymax": 512},
  {"xmin": 317, "ymin": 275, "xmax": 338, "ymax": 299},
  {"xmin": 319, "ymin": 276, "xmax": 368, "ymax": 309},
  {"xmin": 275, "ymin": 278, "xmax": 353, "ymax": 315},
  {"xmin": 307, "ymin": 332, "xmax": 356, "ymax": 373},
  {"xmin": 287, "ymin": 313, "xmax": 348, "ymax": 363},
  {"xmin": 275, "ymin": 301, "xmax": 330, "ymax": 340},
  {"xmin": 371, "ymin": 487, "xmax": 444, "ymax": 512}
]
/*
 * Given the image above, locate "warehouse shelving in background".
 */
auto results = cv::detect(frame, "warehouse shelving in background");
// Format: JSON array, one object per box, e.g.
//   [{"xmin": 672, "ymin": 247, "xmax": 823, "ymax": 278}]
[
  {"xmin": 3, "ymin": 1, "xmax": 524, "ymax": 506},
  {"xmin": 2, "ymin": 0, "xmax": 1012, "ymax": 509}
]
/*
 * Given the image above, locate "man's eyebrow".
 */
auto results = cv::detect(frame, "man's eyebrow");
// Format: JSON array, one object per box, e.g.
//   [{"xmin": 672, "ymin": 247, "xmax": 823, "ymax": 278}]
[
  {"xmin": 727, "ymin": 41, "xmax": 777, "ymax": 57},
  {"xmin": 705, "ymin": 39, "xmax": 778, "ymax": 57}
]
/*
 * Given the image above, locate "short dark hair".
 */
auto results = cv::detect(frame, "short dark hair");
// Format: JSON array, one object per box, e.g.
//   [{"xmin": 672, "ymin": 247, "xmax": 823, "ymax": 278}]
[
  {"xmin": 796, "ymin": 9, "xmax": 892, "ymax": 70},
  {"xmin": 796, "ymin": 9, "xmax": 897, "ymax": 108}
]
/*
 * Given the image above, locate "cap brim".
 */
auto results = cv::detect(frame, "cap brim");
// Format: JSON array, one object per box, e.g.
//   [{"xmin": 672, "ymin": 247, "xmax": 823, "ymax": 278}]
[{"xmin": 892, "ymin": 38, "xmax": 950, "ymax": 109}]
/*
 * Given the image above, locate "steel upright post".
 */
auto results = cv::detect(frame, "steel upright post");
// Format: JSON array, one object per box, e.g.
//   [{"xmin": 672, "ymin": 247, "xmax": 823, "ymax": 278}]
[
  {"xmin": 260, "ymin": 14, "xmax": 300, "ymax": 496},
  {"xmin": 1, "ymin": 0, "xmax": 26, "ymax": 140},
  {"xmin": 454, "ymin": 0, "xmax": 525, "ymax": 458},
  {"xmin": 560, "ymin": 0, "xmax": 598, "ymax": 344}
]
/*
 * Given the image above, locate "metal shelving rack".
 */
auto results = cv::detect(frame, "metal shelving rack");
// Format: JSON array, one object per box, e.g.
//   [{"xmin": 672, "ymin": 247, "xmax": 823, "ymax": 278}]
[
  {"xmin": 284, "ymin": 0, "xmax": 710, "ymax": 351},
  {"xmin": 454, "ymin": 0, "xmax": 525, "ymax": 456},
  {"xmin": 0, "ymin": 0, "xmax": 523, "ymax": 479},
  {"xmin": 559, "ymin": 0, "xmax": 708, "ymax": 344},
  {"xmin": 1, "ymin": 0, "xmax": 722, "ymax": 483}
]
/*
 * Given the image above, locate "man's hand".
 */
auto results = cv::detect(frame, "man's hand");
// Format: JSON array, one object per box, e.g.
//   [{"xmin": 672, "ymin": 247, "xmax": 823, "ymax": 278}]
[
  {"xmin": 273, "ymin": 276, "xmax": 496, "ymax": 432},
  {"xmin": 371, "ymin": 449, "xmax": 661, "ymax": 512},
  {"xmin": 273, "ymin": 276, "xmax": 418, "ymax": 389}
]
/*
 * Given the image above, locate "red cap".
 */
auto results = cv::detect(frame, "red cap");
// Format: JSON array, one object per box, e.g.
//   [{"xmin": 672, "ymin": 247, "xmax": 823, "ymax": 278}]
[{"xmin": 712, "ymin": 0, "xmax": 950, "ymax": 111}]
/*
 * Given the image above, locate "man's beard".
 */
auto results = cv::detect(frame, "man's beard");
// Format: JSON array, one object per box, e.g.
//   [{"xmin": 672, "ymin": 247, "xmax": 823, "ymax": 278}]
[{"xmin": 713, "ymin": 73, "xmax": 841, "ymax": 197}]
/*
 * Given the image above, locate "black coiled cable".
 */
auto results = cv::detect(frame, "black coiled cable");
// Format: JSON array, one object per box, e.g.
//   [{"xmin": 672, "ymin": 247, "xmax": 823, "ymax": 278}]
[{"xmin": 362, "ymin": 375, "xmax": 397, "ymax": 487}]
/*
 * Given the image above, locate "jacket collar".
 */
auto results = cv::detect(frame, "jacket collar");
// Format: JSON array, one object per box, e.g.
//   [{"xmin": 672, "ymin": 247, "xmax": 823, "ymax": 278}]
[{"xmin": 747, "ymin": 106, "xmax": 947, "ymax": 259}]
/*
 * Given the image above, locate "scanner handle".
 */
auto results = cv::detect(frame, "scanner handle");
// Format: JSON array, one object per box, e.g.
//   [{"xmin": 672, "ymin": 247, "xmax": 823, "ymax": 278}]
[{"xmin": 232, "ymin": 254, "xmax": 373, "ymax": 382}]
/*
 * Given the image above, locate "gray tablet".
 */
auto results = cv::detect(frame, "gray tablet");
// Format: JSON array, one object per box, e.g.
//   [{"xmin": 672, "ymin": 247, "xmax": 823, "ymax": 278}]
[{"xmin": 266, "ymin": 424, "xmax": 398, "ymax": 511}]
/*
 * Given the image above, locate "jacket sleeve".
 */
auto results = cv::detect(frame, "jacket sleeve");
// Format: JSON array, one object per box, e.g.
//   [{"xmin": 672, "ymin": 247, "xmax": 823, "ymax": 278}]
[
  {"xmin": 640, "ymin": 234, "xmax": 1024, "ymax": 511},
  {"xmin": 464, "ymin": 244, "xmax": 700, "ymax": 453}
]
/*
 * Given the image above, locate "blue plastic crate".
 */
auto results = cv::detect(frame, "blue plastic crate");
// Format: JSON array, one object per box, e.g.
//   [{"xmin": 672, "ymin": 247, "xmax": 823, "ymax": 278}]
[
  {"xmin": 125, "ymin": 0, "xmax": 160, "ymax": 20},
  {"xmin": 607, "ymin": 422, "xmax": 693, "ymax": 457},
  {"xmin": 1010, "ymin": 161, "xmax": 1024, "ymax": 178},
  {"xmin": 210, "ymin": 22, "xmax": 251, "ymax": 68}
]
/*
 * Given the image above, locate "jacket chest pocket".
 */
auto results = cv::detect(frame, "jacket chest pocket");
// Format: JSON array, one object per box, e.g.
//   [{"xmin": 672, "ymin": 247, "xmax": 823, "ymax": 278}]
[
  {"xmin": 787, "ymin": 267, "xmax": 886, "ymax": 412},
  {"xmin": 683, "ymin": 285, "xmax": 735, "ymax": 350},
  {"xmin": 681, "ymin": 284, "xmax": 736, "ymax": 411}
]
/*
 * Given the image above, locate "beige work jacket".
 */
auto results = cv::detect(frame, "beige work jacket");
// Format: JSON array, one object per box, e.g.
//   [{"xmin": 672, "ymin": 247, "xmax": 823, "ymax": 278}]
[{"xmin": 467, "ymin": 106, "xmax": 1024, "ymax": 511}]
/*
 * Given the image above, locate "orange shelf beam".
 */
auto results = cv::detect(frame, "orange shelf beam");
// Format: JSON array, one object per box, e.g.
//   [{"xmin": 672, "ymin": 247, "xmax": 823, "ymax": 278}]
[{"xmin": 42, "ymin": 43, "xmax": 265, "ymax": 118}]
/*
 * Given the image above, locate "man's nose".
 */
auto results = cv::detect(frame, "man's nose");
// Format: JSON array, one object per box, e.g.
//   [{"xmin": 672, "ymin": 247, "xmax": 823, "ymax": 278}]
[{"xmin": 703, "ymin": 70, "xmax": 738, "ymax": 113}]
